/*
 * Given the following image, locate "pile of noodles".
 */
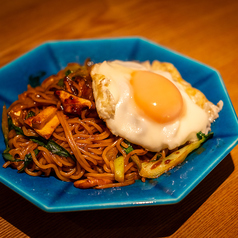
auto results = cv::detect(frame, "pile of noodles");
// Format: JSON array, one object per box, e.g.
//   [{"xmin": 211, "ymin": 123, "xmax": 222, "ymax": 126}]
[{"xmin": 2, "ymin": 61, "xmax": 168, "ymax": 189}]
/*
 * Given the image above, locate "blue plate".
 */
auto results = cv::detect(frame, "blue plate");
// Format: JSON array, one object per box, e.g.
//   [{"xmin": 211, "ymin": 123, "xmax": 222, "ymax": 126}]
[{"xmin": 0, "ymin": 37, "xmax": 237, "ymax": 212}]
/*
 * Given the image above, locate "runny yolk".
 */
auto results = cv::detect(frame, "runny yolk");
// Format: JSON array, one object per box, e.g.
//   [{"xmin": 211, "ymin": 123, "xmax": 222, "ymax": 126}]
[{"xmin": 130, "ymin": 70, "xmax": 184, "ymax": 123}]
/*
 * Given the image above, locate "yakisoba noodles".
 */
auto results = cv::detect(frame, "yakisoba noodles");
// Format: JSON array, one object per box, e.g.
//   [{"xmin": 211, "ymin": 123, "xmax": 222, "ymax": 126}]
[{"xmin": 1, "ymin": 60, "xmax": 222, "ymax": 189}]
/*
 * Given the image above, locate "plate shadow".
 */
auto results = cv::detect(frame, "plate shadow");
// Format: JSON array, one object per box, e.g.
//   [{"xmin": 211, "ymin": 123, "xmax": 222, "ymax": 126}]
[{"xmin": 0, "ymin": 153, "xmax": 234, "ymax": 238}]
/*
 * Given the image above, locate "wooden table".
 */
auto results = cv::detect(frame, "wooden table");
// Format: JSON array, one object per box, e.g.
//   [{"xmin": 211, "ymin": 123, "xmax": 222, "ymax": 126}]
[{"xmin": 1, "ymin": 0, "xmax": 238, "ymax": 237}]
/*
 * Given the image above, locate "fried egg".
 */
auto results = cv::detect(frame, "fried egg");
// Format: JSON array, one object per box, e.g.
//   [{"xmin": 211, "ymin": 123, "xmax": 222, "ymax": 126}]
[{"xmin": 90, "ymin": 60, "xmax": 222, "ymax": 152}]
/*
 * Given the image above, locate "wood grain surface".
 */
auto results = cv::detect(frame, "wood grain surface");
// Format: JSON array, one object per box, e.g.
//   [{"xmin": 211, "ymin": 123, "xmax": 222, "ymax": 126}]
[{"xmin": 0, "ymin": 0, "xmax": 238, "ymax": 237}]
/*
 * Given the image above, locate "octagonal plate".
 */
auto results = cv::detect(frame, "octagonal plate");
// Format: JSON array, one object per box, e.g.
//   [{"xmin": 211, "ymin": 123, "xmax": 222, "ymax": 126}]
[{"xmin": 0, "ymin": 37, "xmax": 237, "ymax": 212}]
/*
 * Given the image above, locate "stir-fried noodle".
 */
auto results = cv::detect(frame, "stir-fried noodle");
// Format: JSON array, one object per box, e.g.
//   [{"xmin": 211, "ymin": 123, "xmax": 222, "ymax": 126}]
[{"xmin": 3, "ymin": 62, "xmax": 167, "ymax": 189}]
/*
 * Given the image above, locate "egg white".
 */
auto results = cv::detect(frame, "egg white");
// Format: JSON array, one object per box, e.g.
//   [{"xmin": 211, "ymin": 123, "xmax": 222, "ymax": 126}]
[{"xmin": 91, "ymin": 60, "xmax": 212, "ymax": 152}]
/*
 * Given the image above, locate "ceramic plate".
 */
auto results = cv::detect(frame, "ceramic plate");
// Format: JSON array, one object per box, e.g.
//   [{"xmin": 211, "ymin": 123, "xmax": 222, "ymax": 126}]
[{"xmin": 0, "ymin": 37, "xmax": 237, "ymax": 212}]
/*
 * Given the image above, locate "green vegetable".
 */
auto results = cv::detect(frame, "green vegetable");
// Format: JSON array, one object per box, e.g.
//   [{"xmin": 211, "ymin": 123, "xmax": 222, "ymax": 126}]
[
  {"xmin": 3, "ymin": 149, "xmax": 39, "ymax": 173},
  {"xmin": 121, "ymin": 140, "xmax": 134, "ymax": 154},
  {"xmin": 131, "ymin": 132, "xmax": 213, "ymax": 179},
  {"xmin": 35, "ymin": 139, "xmax": 75, "ymax": 159},
  {"xmin": 30, "ymin": 138, "xmax": 75, "ymax": 161},
  {"xmin": 65, "ymin": 69, "xmax": 72, "ymax": 76},
  {"xmin": 114, "ymin": 156, "xmax": 124, "ymax": 183},
  {"xmin": 19, "ymin": 149, "xmax": 39, "ymax": 173},
  {"xmin": 2, "ymin": 152, "xmax": 21, "ymax": 162},
  {"xmin": 28, "ymin": 71, "xmax": 46, "ymax": 88},
  {"xmin": 25, "ymin": 111, "xmax": 36, "ymax": 119},
  {"xmin": 4, "ymin": 117, "xmax": 75, "ymax": 162},
  {"xmin": 197, "ymin": 131, "xmax": 213, "ymax": 140},
  {"xmin": 57, "ymin": 70, "xmax": 72, "ymax": 88},
  {"xmin": 57, "ymin": 78, "xmax": 64, "ymax": 87},
  {"xmin": 8, "ymin": 117, "xmax": 24, "ymax": 135}
]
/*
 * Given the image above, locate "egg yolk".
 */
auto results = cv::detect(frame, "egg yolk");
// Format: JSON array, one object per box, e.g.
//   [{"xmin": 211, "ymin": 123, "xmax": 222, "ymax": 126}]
[{"xmin": 130, "ymin": 70, "xmax": 184, "ymax": 123}]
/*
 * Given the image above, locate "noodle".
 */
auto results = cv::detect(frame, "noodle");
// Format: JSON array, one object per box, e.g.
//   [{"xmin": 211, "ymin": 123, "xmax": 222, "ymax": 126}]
[{"xmin": 2, "ymin": 61, "xmax": 182, "ymax": 189}]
